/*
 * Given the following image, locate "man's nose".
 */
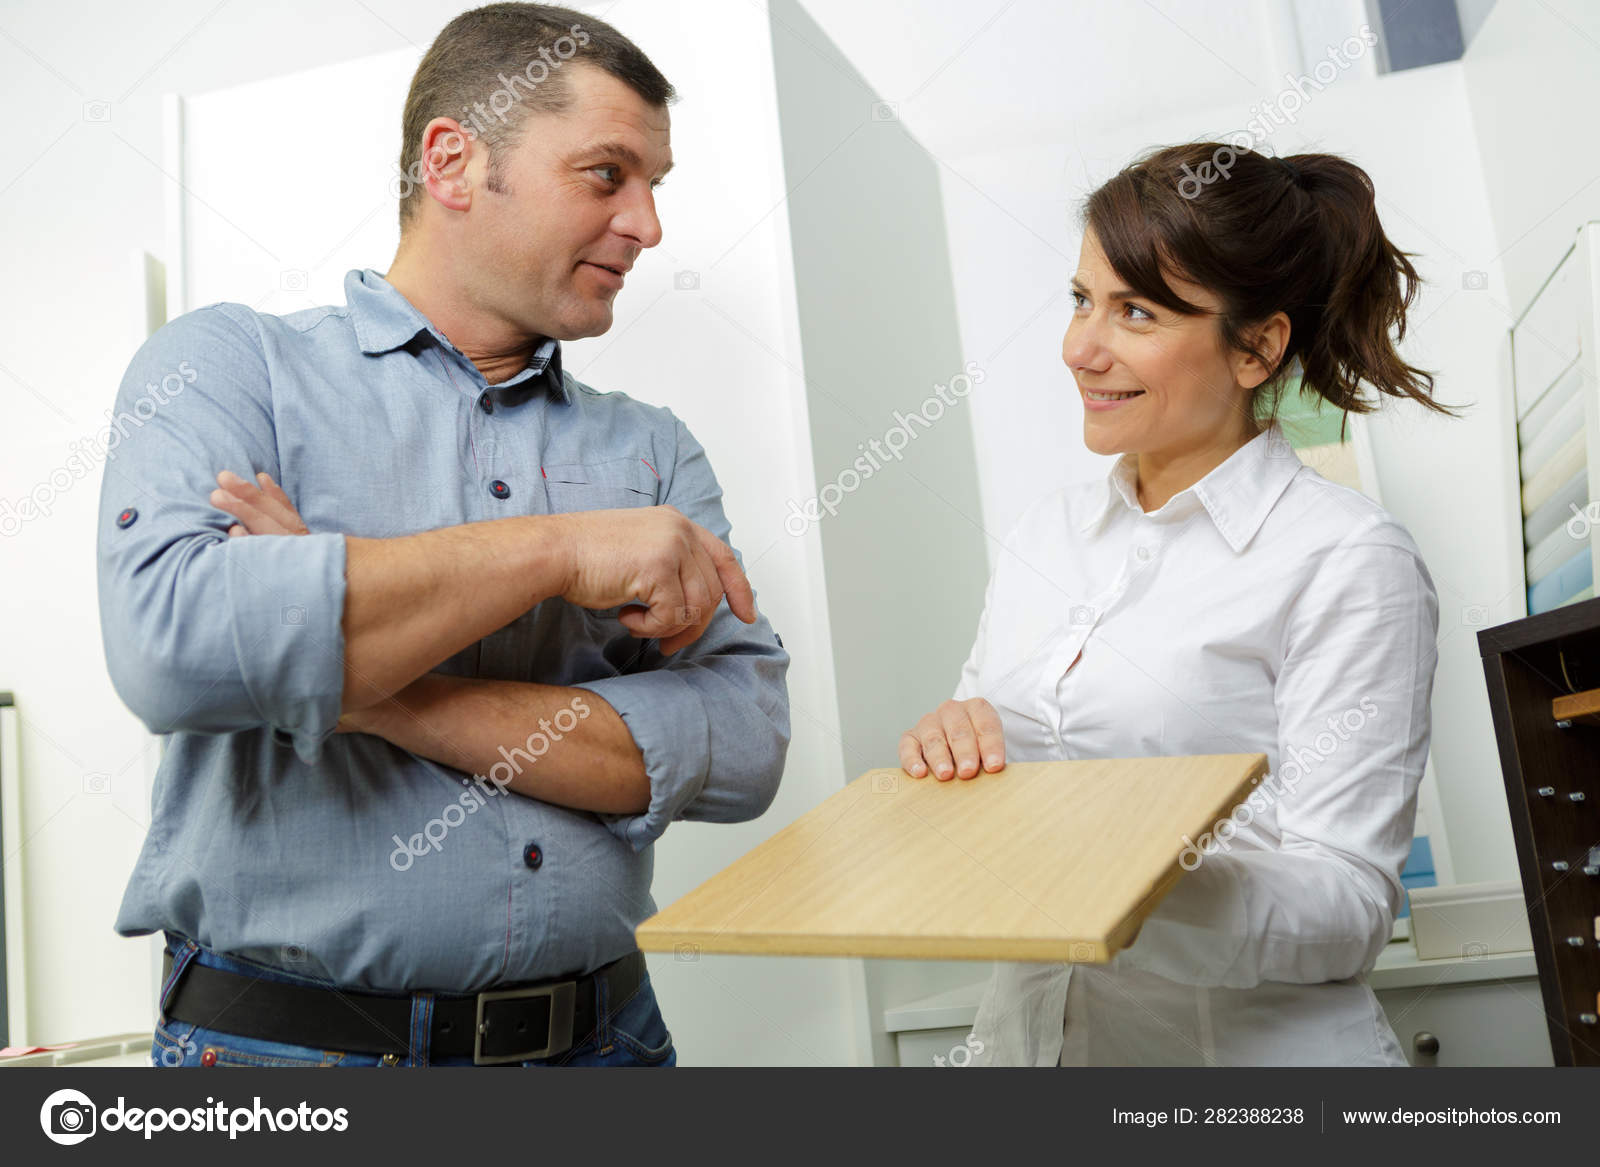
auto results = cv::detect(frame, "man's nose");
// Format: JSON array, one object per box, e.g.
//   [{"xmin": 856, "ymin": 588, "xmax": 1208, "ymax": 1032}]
[{"xmin": 615, "ymin": 187, "xmax": 663, "ymax": 249}]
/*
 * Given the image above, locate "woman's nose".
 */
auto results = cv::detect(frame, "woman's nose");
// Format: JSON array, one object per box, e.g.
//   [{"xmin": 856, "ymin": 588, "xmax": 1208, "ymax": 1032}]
[{"xmin": 1062, "ymin": 317, "xmax": 1110, "ymax": 374}]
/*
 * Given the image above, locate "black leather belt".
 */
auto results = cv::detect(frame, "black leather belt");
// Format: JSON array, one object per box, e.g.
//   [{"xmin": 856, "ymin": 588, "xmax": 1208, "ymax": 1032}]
[{"xmin": 162, "ymin": 945, "xmax": 645, "ymax": 1065}]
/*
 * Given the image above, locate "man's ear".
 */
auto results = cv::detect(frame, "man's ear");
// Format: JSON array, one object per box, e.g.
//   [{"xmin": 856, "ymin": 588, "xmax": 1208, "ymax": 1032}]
[
  {"xmin": 416, "ymin": 117, "xmax": 478, "ymax": 215},
  {"xmin": 1232, "ymin": 311, "xmax": 1292, "ymax": 391}
]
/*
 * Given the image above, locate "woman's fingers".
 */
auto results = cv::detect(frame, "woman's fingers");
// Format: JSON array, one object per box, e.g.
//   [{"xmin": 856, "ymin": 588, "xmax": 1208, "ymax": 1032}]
[
  {"xmin": 969, "ymin": 699, "xmax": 1007, "ymax": 771},
  {"xmin": 939, "ymin": 700, "xmax": 988, "ymax": 779},
  {"xmin": 899, "ymin": 699, "xmax": 1005, "ymax": 781},
  {"xmin": 898, "ymin": 731, "xmax": 929, "ymax": 778},
  {"xmin": 916, "ymin": 719, "xmax": 957, "ymax": 781}
]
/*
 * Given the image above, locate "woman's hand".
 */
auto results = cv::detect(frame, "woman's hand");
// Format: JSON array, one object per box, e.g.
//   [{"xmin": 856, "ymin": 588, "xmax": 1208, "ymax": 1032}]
[
  {"xmin": 209, "ymin": 470, "xmax": 310, "ymax": 536},
  {"xmin": 898, "ymin": 697, "xmax": 1006, "ymax": 780}
]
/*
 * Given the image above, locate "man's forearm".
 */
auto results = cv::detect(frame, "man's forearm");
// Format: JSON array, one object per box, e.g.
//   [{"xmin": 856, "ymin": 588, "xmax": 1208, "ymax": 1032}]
[
  {"xmin": 344, "ymin": 673, "xmax": 650, "ymax": 814},
  {"xmin": 340, "ymin": 516, "xmax": 570, "ymax": 712}
]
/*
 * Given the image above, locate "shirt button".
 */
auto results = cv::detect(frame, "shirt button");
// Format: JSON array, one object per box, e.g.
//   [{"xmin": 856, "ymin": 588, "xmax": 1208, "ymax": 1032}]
[
  {"xmin": 1136, "ymin": 546, "xmax": 1151, "ymax": 562},
  {"xmin": 480, "ymin": 394, "xmax": 494, "ymax": 414},
  {"xmin": 523, "ymin": 841, "xmax": 543, "ymax": 870},
  {"xmin": 490, "ymin": 480, "xmax": 510, "ymax": 500},
  {"xmin": 115, "ymin": 506, "xmax": 138, "ymax": 529}
]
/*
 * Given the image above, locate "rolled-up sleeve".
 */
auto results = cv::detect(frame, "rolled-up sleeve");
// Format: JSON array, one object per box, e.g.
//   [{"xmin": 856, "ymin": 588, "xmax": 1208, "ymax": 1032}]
[
  {"xmin": 96, "ymin": 305, "xmax": 348, "ymax": 764},
  {"xmin": 572, "ymin": 413, "xmax": 790, "ymax": 852},
  {"xmin": 1113, "ymin": 519, "xmax": 1439, "ymax": 988}
]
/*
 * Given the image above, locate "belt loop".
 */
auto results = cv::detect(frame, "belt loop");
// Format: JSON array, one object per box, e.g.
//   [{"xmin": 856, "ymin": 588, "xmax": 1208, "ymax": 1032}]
[
  {"xmin": 158, "ymin": 935, "xmax": 202, "ymax": 1017},
  {"xmin": 408, "ymin": 991, "xmax": 434, "ymax": 1067}
]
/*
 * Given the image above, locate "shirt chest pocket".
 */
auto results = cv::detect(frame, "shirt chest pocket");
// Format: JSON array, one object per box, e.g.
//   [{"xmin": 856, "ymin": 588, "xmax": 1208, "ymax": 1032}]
[{"xmin": 543, "ymin": 457, "xmax": 660, "ymax": 513}]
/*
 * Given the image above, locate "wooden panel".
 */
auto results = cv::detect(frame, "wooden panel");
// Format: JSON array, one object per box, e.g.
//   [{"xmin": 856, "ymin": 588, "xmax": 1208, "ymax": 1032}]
[
  {"xmin": 636, "ymin": 754, "xmax": 1267, "ymax": 963},
  {"xmin": 1479, "ymin": 610, "xmax": 1600, "ymax": 1066}
]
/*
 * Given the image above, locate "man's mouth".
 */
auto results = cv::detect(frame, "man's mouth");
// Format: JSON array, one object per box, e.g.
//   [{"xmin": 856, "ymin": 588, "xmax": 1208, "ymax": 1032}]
[{"xmin": 583, "ymin": 261, "xmax": 629, "ymax": 277}]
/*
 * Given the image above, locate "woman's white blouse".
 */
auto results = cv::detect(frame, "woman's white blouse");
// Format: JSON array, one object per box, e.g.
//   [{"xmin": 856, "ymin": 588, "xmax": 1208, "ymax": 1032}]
[{"xmin": 958, "ymin": 422, "xmax": 1439, "ymax": 1066}]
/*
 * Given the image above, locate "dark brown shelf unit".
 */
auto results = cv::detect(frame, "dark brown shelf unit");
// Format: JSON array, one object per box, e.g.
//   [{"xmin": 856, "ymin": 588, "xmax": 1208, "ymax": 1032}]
[{"xmin": 1479, "ymin": 596, "xmax": 1600, "ymax": 1066}]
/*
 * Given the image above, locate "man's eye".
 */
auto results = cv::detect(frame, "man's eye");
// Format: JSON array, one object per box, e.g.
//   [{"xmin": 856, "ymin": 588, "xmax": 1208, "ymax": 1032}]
[
  {"xmin": 1071, "ymin": 291, "xmax": 1088, "ymax": 309},
  {"xmin": 591, "ymin": 165, "xmax": 620, "ymax": 183}
]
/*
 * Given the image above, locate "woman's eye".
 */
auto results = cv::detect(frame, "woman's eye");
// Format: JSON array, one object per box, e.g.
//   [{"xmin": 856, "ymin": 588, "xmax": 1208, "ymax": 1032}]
[
  {"xmin": 1071, "ymin": 291, "xmax": 1088, "ymax": 309},
  {"xmin": 1125, "ymin": 303, "xmax": 1153, "ymax": 321}
]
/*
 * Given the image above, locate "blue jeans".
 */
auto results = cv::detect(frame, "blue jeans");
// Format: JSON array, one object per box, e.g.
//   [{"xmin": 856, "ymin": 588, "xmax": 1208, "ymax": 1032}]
[{"xmin": 151, "ymin": 934, "xmax": 676, "ymax": 1068}]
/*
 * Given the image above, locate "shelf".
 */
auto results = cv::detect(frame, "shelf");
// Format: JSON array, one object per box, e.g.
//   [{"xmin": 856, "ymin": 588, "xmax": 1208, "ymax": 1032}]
[
  {"xmin": 878, "ymin": 943, "xmax": 1538, "ymax": 1035},
  {"xmin": 1553, "ymin": 687, "xmax": 1600, "ymax": 722}
]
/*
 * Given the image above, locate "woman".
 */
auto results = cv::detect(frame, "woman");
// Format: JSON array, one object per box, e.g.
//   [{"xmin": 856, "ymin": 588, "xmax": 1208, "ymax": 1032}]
[{"xmin": 898, "ymin": 144, "xmax": 1456, "ymax": 1067}]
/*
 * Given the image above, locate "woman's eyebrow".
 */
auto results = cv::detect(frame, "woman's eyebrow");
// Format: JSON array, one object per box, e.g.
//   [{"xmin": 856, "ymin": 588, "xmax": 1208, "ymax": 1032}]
[{"xmin": 1071, "ymin": 279, "xmax": 1140, "ymax": 301}]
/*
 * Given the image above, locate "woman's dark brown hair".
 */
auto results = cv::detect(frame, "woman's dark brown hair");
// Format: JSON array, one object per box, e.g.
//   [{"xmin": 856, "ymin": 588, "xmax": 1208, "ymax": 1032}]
[{"xmin": 1083, "ymin": 143, "xmax": 1458, "ymax": 436}]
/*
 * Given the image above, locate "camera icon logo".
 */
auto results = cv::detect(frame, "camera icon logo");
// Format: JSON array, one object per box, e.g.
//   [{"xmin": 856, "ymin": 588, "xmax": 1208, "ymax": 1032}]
[
  {"xmin": 40, "ymin": 1088, "xmax": 97, "ymax": 1145},
  {"xmin": 1461, "ymin": 270, "xmax": 1488, "ymax": 291},
  {"xmin": 280, "ymin": 269, "xmax": 309, "ymax": 292},
  {"xmin": 282, "ymin": 605, "xmax": 307, "ymax": 626},
  {"xmin": 674, "ymin": 270, "xmax": 700, "ymax": 291},
  {"xmin": 674, "ymin": 942, "xmax": 700, "ymax": 962},
  {"xmin": 1068, "ymin": 604, "xmax": 1095, "ymax": 626},
  {"xmin": 871, "ymin": 101, "xmax": 898, "ymax": 121},
  {"xmin": 1461, "ymin": 941, "xmax": 1489, "ymax": 961},
  {"xmin": 872, "ymin": 771, "xmax": 899, "ymax": 794},
  {"xmin": 82, "ymin": 101, "xmax": 111, "ymax": 123},
  {"xmin": 1461, "ymin": 604, "xmax": 1488, "ymax": 627},
  {"xmin": 82, "ymin": 772, "xmax": 111, "ymax": 795}
]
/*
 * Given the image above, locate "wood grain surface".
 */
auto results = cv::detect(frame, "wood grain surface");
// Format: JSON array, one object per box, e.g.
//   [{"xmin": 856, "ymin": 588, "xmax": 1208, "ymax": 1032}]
[{"xmin": 636, "ymin": 753, "xmax": 1268, "ymax": 963}]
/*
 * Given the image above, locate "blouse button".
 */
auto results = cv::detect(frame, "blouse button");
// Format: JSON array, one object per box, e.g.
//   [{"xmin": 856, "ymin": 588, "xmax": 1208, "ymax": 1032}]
[{"xmin": 1136, "ymin": 546, "xmax": 1151, "ymax": 562}]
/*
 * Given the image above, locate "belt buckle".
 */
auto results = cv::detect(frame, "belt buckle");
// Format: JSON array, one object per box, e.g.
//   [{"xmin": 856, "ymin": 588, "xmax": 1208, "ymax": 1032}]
[{"xmin": 473, "ymin": 980, "xmax": 577, "ymax": 1065}]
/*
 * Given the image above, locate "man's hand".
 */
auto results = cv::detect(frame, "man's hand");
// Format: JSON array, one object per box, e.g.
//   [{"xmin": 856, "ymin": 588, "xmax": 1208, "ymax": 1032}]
[
  {"xmin": 208, "ymin": 472, "xmax": 757, "ymax": 658},
  {"xmin": 898, "ymin": 697, "xmax": 1006, "ymax": 781},
  {"xmin": 549, "ymin": 506, "xmax": 758, "ymax": 655},
  {"xmin": 210, "ymin": 470, "xmax": 309, "ymax": 536}
]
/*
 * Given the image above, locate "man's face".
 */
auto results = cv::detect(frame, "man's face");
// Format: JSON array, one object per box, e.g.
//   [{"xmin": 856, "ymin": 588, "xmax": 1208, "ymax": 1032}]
[{"xmin": 466, "ymin": 63, "xmax": 672, "ymax": 341}]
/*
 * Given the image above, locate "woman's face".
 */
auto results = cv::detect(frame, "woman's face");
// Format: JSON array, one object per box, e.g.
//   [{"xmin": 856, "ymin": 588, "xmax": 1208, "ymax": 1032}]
[{"xmin": 1062, "ymin": 227, "xmax": 1266, "ymax": 460}]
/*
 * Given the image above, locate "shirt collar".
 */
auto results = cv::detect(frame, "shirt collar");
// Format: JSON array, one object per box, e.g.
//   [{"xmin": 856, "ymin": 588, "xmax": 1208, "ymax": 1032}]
[
  {"xmin": 1079, "ymin": 421, "xmax": 1303, "ymax": 553},
  {"xmin": 344, "ymin": 268, "xmax": 568, "ymax": 402}
]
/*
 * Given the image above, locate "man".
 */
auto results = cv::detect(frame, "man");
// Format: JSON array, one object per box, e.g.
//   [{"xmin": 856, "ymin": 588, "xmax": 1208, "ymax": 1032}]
[{"xmin": 97, "ymin": 3, "xmax": 790, "ymax": 1068}]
